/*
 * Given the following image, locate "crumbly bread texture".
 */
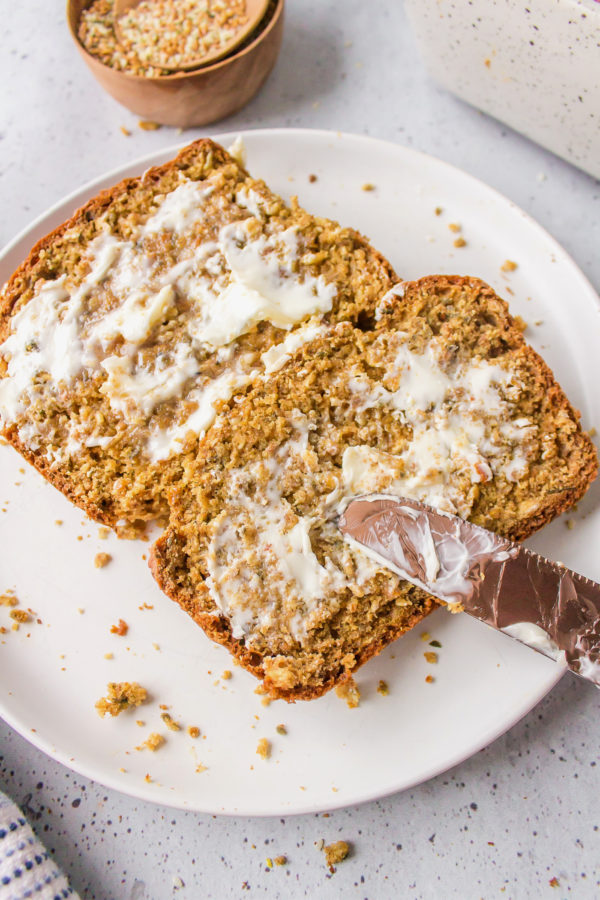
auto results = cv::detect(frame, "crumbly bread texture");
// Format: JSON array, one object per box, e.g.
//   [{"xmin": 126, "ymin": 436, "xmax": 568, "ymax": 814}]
[
  {"xmin": 0, "ymin": 139, "xmax": 397, "ymax": 533},
  {"xmin": 150, "ymin": 275, "xmax": 597, "ymax": 701}
]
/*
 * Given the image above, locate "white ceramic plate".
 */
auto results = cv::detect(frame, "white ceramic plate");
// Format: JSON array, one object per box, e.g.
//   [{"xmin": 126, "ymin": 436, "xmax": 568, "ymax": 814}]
[{"xmin": 1, "ymin": 130, "xmax": 598, "ymax": 817}]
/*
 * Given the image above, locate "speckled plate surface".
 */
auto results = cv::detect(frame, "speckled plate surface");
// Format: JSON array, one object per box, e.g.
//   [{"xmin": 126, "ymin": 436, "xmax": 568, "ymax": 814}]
[{"xmin": 0, "ymin": 129, "xmax": 598, "ymax": 816}]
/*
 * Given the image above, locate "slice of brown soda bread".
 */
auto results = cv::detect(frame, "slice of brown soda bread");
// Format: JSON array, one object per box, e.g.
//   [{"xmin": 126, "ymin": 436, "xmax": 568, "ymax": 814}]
[
  {"xmin": 150, "ymin": 275, "xmax": 597, "ymax": 701},
  {"xmin": 0, "ymin": 139, "xmax": 398, "ymax": 533}
]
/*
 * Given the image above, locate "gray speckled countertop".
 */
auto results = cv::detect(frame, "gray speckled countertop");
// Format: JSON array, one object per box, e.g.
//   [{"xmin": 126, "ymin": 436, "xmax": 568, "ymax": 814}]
[{"xmin": 1, "ymin": 2, "xmax": 600, "ymax": 898}]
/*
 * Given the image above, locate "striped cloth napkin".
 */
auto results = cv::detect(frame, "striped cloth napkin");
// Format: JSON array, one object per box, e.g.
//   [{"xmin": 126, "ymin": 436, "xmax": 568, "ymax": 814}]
[{"xmin": 0, "ymin": 790, "xmax": 79, "ymax": 900}]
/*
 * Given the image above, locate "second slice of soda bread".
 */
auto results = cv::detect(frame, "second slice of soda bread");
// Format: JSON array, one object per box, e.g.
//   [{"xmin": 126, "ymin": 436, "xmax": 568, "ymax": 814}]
[{"xmin": 150, "ymin": 275, "xmax": 597, "ymax": 700}]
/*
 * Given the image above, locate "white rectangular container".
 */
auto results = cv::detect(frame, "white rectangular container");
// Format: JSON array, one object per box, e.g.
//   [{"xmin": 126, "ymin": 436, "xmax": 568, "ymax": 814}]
[{"xmin": 404, "ymin": 0, "xmax": 600, "ymax": 179}]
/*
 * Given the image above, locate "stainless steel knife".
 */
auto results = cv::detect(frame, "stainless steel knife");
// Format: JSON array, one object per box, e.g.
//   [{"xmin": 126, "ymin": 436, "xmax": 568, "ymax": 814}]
[{"xmin": 338, "ymin": 494, "xmax": 600, "ymax": 685}]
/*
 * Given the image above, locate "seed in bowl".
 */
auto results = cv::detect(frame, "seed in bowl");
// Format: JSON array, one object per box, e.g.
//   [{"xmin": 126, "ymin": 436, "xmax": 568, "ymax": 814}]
[
  {"xmin": 119, "ymin": 0, "xmax": 248, "ymax": 70},
  {"xmin": 79, "ymin": 0, "xmax": 249, "ymax": 76}
]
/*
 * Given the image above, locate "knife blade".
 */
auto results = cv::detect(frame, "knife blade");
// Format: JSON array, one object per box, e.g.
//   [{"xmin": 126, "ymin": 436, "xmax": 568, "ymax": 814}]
[{"xmin": 338, "ymin": 494, "xmax": 600, "ymax": 686}]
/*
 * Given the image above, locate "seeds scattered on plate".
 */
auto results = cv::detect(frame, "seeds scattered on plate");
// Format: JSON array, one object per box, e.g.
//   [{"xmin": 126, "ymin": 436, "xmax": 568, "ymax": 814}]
[{"xmin": 161, "ymin": 711, "xmax": 181, "ymax": 731}]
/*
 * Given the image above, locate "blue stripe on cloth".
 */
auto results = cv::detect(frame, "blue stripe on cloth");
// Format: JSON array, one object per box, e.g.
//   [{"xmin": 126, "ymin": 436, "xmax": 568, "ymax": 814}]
[{"xmin": 0, "ymin": 790, "xmax": 79, "ymax": 900}]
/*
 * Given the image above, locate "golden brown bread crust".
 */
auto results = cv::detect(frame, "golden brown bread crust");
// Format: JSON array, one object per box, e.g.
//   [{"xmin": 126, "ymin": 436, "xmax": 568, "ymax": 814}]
[{"xmin": 148, "ymin": 274, "xmax": 597, "ymax": 702}]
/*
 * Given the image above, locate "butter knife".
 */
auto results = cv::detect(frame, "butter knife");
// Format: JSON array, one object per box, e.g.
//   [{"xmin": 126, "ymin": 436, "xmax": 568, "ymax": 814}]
[{"xmin": 338, "ymin": 495, "xmax": 600, "ymax": 685}]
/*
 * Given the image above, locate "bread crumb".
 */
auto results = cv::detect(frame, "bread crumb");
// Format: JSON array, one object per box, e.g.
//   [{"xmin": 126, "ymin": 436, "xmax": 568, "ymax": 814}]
[
  {"xmin": 276, "ymin": 724, "xmax": 287, "ymax": 735},
  {"xmin": 335, "ymin": 677, "xmax": 360, "ymax": 708},
  {"xmin": 161, "ymin": 712, "xmax": 181, "ymax": 732},
  {"xmin": 77, "ymin": 607, "xmax": 85, "ymax": 615},
  {"xmin": 55, "ymin": 520, "xmax": 63, "ymax": 526},
  {"xmin": 152, "ymin": 642, "xmax": 160, "ymax": 651},
  {"xmin": 565, "ymin": 519, "xmax": 575, "ymax": 530},
  {"xmin": 95, "ymin": 682, "xmax": 147, "ymax": 717},
  {"xmin": 448, "ymin": 222, "xmax": 461, "ymax": 233},
  {"xmin": 323, "ymin": 841, "xmax": 350, "ymax": 871},
  {"xmin": 120, "ymin": 126, "xmax": 131, "ymax": 137},
  {"xmin": 144, "ymin": 734, "xmax": 163, "ymax": 751},
  {"xmin": 588, "ymin": 427, "xmax": 597, "ymax": 438},
  {"xmin": 0, "ymin": 626, "xmax": 7, "ymax": 634},
  {"xmin": 195, "ymin": 763, "xmax": 208, "ymax": 773},
  {"xmin": 188, "ymin": 726, "xmax": 200, "ymax": 738},
  {"xmin": 256, "ymin": 738, "xmax": 271, "ymax": 759},
  {"xmin": 501, "ymin": 259, "xmax": 518, "ymax": 272},
  {"xmin": 261, "ymin": 697, "xmax": 271, "ymax": 707},
  {"xmin": 425, "ymin": 674, "xmax": 435, "ymax": 684},
  {"xmin": 424, "ymin": 651, "xmax": 438, "ymax": 664},
  {"xmin": 144, "ymin": 774, "xmax": 153, "ymax": 783},
  {"xmin": 138, "ymin": 120, "xmax": 161, "ymax": 130},
  {"xmin": 98, "ymin": 527, "xmax": 111, "ymax": 539},
  {"xmin": 173, "ymin": 876, "xmax": 185, "ymax": 890},
  {"xmin": 10, "ymin": 609, "xmax": 30, "ymax": 623},
  {"xmin": 222, "ymin": 669, "xmax": 232, "ymax": 680},
  {"xmin": 0, "ymin": 594, "xmax": 18, "ymax": 607},
  {"xmin": 454, "ymin": 237, "xmax": 467, "ymax": 248},
  {"xmin": 420, "ymin": 631, "xmax": 431, "ymax": 641},
  {"xmin": 513, "ymin": 315, "xmax": 527, "ymax": 332},
  {"xmin": 274, "ymin": 855, "xmax": 287, "ymax": 866},
  {"xmin": 484, "ymin": 58, "xmax": 491, "ymax": 68},
  {"xmin": 308, "ymin": 174, "xmax": 318, "ymax": 183},
  {"xmin": 136, "ymin": 719, "xmax": 145, "ymax": 727},
  {"xmin": 110, "ymin": 618, "xmax": 128, "ymax": 636},
  {"xmin": 94, "ymin": 552, "xmax": 112, "ymax": 569},
  {"xmin": 137, "ymin": 732, "xmax": 165, "ymax": 752},
  {"xmin": 361, "ymin": 183, "xmax": 375, "ymax": 192},
  {"xmin": 434, "ymin": 206, "xmax": 443, "ymax": 216},
  {"xmin": 377, "ymin": 680, "xmax": 389, "ymax": 696},
  {"xmin": 104, "ymin": 652, "xmax": 114, "ymax": 660}
]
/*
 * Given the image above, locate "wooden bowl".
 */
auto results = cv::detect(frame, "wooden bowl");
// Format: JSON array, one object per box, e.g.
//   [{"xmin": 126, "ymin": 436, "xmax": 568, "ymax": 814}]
[{"xmin": 66, "ymin": 0, "xmax": 284, "ymax": 128}]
